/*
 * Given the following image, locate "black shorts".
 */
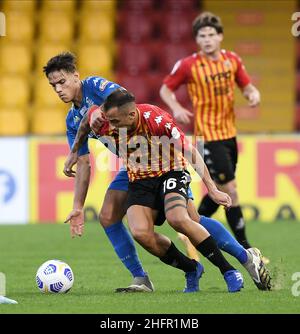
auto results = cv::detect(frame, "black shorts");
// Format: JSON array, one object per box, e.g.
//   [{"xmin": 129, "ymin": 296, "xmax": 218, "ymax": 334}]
[
  {"xmin": 127, "ymin": 170, "xmax": 191, "ymax": 216},
  {"xmin": 202, "ymin": 137, "xmax": 238, "ymax": 185}
]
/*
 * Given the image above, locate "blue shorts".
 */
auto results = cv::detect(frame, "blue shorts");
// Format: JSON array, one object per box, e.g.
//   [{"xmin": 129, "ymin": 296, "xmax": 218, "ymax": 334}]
[{"xmin": 108, "ymin": 169, "xmax": 194, "ymax": 199}]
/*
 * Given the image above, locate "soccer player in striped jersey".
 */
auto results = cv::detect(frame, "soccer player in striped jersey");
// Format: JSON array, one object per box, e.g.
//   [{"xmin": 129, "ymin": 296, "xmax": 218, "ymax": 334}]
[{"xmin": 160, "ymin": 12, "xmax": 265, "ymax": 260}]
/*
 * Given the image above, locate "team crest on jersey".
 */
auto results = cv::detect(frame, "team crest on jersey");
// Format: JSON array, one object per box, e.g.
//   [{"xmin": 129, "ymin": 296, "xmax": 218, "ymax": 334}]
[
  {"xmin": 171, "ymin": 127, "xmax": 180, "ymax": 139},
  {"xmin": 99, "ymin": 79, "xmax": 109, "ymax": 91},
  {"xmin": 223, "ymin": 59, "xmax": 231, "ymax": 68},
  {"xmin": 143, "ymin": 111, "xmax": 152, "ymax": 119}
]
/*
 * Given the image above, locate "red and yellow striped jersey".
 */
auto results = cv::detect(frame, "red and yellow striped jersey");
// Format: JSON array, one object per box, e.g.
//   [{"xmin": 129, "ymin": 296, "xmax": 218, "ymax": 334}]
[
  {"xmin": 89, "ymin": 104, "xmax": 188, "ymax": 182},
  {"xmin": 163, "ymin": 50, "xmax": 251, "ymax": 141}
]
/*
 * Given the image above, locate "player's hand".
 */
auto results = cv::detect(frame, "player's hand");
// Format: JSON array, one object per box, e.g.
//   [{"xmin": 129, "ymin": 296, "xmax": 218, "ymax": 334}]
[
  {"xmin": 208, "ymin": 188, "xmax": 232, "ymax": 209},
  {"xmin": 248, "ymin": 90, "xmax": 260, "ymax": 107},
  {"xmin": 173, "ymin": 106, "xmax": 193, "ymax": 124},
  {"xmin": 63, "ymin": 152, "xmax": 78, "ymax": 177},
  {"xmin": 64, "ymin": 209, "xmax": 84, "ymax": 238},
  {"xmin": 90, "ymin": 107, "xmax": 106, "ymax": 134}
]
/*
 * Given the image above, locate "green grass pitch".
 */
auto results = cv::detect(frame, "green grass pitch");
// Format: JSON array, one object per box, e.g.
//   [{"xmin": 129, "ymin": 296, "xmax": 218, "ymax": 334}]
[{"xmin": 0, "ymin": 220, "xmax": 299, "ymax": 314}]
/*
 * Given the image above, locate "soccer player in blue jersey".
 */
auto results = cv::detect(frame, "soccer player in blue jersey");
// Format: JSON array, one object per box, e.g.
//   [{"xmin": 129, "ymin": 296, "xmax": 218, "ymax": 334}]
[{"xmin": 43, "ymin": 52, "xmax": 154, "ymax": 292}]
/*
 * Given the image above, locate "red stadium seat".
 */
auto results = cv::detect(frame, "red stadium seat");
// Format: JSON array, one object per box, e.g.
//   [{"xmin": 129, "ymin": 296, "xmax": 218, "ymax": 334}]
[
  {"xmin": 159, "ymin": 12, "xmax": 195, "ymax": 43},
  {"xmin": 117, "ymin": 12, "xmax": 155, "ymax": 42},
  {"xmin": 119, "ymin": 0, "xmax": 155, "ymax": 11},
  {"xmin": 160, "ymin": 0, "xmax": 199, "ymax": 11},
  {"xmin": 295, "ymin": 105, "xmax": 300, "ymax": 131},
  {"xmin": 154, "ymin": 41, "xmax": 195, "ymax": 73},
  {"xmin": 116, "ymin": 73, "xmax": 153, "ymax": 103},
  {"xmin": 117, "ymin": 42, "xmax": 154, "ymax": 75}
]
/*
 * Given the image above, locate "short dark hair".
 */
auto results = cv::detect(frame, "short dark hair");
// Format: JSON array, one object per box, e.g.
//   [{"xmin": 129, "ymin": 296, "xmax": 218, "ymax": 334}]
[
  {"xmin": 43, "ymin": 52, "xmax": 77, "ymax": 76},
  {"xmin": 103, "ymin": 88, "xmax": 135, "ymax": 112},
  {"xmin": 192, "ymin": 12, "xmax": 223, "ymax": 37}
]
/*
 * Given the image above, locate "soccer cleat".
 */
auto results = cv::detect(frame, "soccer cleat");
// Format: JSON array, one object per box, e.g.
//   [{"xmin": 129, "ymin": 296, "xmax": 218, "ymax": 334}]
[
  {"xmin": 0, "ymin": 296, "xmax": 18, "ymax": 304},
  {"xmin": 115, "ymin": 274, "xmax": 154, "ymax": 293},
  {"xmin": 224, "ymin": 270, "xmax": 244, "ymax": 292},
  {"xmin": 243, "ymin": 247, "xmax": 272, "ymax": 291},
  {"xmin": 183, "ymin": 261, "xmax": 204, "ymax": 293}
]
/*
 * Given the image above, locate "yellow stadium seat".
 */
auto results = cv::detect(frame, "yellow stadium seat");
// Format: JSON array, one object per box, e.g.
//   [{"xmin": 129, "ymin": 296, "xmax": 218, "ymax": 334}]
[
  {"xmin": 0, "ymin": 43, "xmax": 32, "ymax": 75},
  {"xmin": 0, "ymin": 76, "xmax": 30, "ymax": 108},
  {"xmin": 2, "ymin": 0, "xmax": 36, "ymax": 14},
  {"xmin": 34, "ymin": 76, "xmax": 67, "ymax": 108},
  {"xmin": 31, "ymin": 108, "xmax": 67, "ymax": 135},
  {"xmin": 5, "ymin": 12, "xmax": 35, "ymax": 43},
  {"xmin": 39, "ymin": 13, "xmax": 74, "ymax": 43},
  {"xmin": 77, "ymin": 45, "xmax": 113, "ymax": 75},
  {"xmin": 35, "ymin": 43, "xmax": 72, "ymax": 73},
  {"xmin": 80, "ymin": 0, "xmax": 116, "ymax": 15},
  {"xmin": 41, "ymin": 0, "xmax": 76, "ymax": 13},
  {"xmin": 0, "ymin": 108, "xmax": 28, "ymax": 135},
  {"xmin": 78, "ymin": 12, "xmax": 115, "ymax": 43}
]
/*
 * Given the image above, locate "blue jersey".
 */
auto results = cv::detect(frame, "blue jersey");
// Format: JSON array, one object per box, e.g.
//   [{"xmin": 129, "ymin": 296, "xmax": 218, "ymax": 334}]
[{"xmin": 66, "ymin": 76, "xmax": 121, "ymax": 156}]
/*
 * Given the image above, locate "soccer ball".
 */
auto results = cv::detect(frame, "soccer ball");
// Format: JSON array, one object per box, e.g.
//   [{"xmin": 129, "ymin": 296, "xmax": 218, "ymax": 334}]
[{"xmin": 36, "ymin": 260, "xmax": 74, "ymax": 293}]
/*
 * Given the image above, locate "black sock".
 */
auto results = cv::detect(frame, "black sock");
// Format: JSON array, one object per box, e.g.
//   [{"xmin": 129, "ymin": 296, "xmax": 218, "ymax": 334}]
[
  {"xmin": 159, "ymin": 242, "xmax": 197, "ymax": 273},
  {"xmin": 198, "ymin": 194, "xmax": 219, "ymax": 216},
  {"xmin": 196, "ymin": 236, "xmax": 235, "ymax": 274},
  {"xmin": 225, "ymin": 206, "xmax": 251, "ymax": 249}
]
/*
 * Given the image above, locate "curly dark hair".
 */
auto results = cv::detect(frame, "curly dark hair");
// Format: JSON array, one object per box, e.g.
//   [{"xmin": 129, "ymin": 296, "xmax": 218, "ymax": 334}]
[
  {"xmin": 43, "ymin": 52, "xmax": 77, "ymax": 76},
  {"xmin": 192, "ymin": 12, "xmax": 223, "ymax": 37}
]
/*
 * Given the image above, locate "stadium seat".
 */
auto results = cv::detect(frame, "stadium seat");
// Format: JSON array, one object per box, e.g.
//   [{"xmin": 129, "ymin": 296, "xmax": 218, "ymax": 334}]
[
  {"xmin": 295, "ymin": 105, "xmax": 300, "ymax": 131},
  {"xmin": 0, "ymin": 43, "xmax": 32, "ymax": 75},
  {"xmin": 117, "ymin": 12, "xmax": 155, "ymax": 42},
  {"xmin": 80, "ymin": 0, "xmax": 116, "ymax": 14},
  {"xmin": 0, "ymin": 108, "xmax": 28, "ymax": 135},
  {"xmin": 0, "ymin": 75, "xmax": 30, "ymax": 108},
  {"xmin": 159, "ymin": 13, "xmax": 194, "ymax": 43},
  {"xmin": 153, "ymin": 41, "xmax": 195, "ymax": 72},
  {"xmin": 77, "ymin": 45, "xmax": 113, "ymax": 75},
  {"xmin": 41, "ymin": 0, "xmax": 76, "ymax": 13},
  {"xmin": 39, "ymin": 12, "xmax": 74, "ymax": 43},
  {"xmin": 116, "ymin": 73, "xmax": 153, "ymax": 103},
  {"xmin": 5, "ymin": 12, "xmax": 35, "ymax": 43},
  {"xmin": 33, "ymin": 76, "xmax": 66, "ymax": 108},
  {"xmin": 78, "ymin": 12, "xmax": 115, "ymax": 44},
  {"xmin": 35, "ymin": 43, "xmax": 72, "ymax": 73},
  {"xmin": 2, "ymin": 0, "xmax": 36, "ymax": 14},
  {"xmin": 160, "ymin": 0, "xmax": 199, "ymax": 11},
  {"xmin": 119, "ymin": 0, "xmax": 154, "ymax": 11},
  {"xmin": 31, "ymin": 108, "xmax": 67, "ymax": 135},
  {"xmin": 117, "ymin": 42, "xmax": 154, "ymax": 75}
]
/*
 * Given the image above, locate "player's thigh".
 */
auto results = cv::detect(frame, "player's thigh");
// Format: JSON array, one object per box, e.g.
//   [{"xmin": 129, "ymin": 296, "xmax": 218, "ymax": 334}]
[
  {"xmin": 187, "ymin": 199, "xmax": 200, "ymax": 222},
  {"xmin": 99, "ymin": 189, "xmax": 128, "ymax": 227},
  {"xmin": 204, "ymin": 140, "xmax": 235, "ymax": 184}
]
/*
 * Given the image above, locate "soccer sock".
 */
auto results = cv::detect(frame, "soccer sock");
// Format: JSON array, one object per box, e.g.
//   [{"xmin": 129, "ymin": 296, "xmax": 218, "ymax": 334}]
[
  {"xmin": 198, "ymin": 194, "xmax": 219, "ymax": 216},
  {"xmin": 225, "ymin": 206, "xmax": 251, "ymax": 249},
  {"xmin": 104, "ymin": 221, "xmax": 146, "ymax": 278},
  {"xmin": 159, "ymin": 242, "xmax": 197, "ymax": 272},
  {"xmin": 196, "ymin": 236, "xmax": 235, "ymax": 275},
  {"xmin": 200, "ymin": 216, "xmax": 248, "ymax": 264}
]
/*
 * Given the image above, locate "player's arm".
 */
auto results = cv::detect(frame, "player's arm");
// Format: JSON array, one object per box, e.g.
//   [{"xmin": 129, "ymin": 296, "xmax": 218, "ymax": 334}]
[
  {"xmin": 242, "ymin": 83, "xmax": 260, "ymax": 108},
  {"xmin": 160, "ymin": 84, "xmax": 193, "ymax": 124},
  {"xmin": 181, "ymin": 139, "xmax": 231, "ymax": 208},
  {"xmin": 159, "ymin": 59, "xmax": 193, "ymax": 124}
]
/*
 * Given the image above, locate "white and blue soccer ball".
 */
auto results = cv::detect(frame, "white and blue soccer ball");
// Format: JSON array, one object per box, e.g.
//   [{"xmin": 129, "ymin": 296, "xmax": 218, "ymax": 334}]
[{"xmin": 36, "ymin": 260, "xmax": 74, "ymax": 293}]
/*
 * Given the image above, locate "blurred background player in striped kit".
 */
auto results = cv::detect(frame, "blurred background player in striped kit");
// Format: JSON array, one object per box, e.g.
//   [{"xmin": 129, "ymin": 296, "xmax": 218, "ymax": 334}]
[{"xmin": 160, "ymin": 11, "xmax": 269, "ymax": 263}]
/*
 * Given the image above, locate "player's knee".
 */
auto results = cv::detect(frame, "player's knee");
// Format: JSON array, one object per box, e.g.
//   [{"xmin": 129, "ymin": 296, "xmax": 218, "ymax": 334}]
[
  {"xmin": 130, "ymin": 228, "xmax": 153, "ymax": 247},
  {"xmin": 98, "ymin": 209, "xmax": 114, "ymax": 228},
  {"xmin": 165, "ymin": 212, "xmax": 188, "ymax": 232},
  {"xmin": 226, "ymin": 187, "xmax": 238, "ymax": 203}
]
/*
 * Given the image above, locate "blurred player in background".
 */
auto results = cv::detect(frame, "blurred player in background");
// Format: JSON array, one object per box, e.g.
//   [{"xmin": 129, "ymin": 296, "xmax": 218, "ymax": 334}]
[
  {"xmin": 43, "ymin": 52, "xmax": 154, "ymax": 292},
  {"xmin": 160, "ymin": 12, "xmax": 268, "ymax": 262}
]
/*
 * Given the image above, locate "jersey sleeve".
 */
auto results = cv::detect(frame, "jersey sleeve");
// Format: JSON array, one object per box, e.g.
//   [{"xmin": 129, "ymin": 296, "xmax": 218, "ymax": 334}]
[
  {"xmin": 88, "ymin": 77, "xmax": 121, "ymax": 104},
  {"xmin": 163, "ymin": 59, "xmax": 189, "ymax": 91},
  {"xmin": 233, "ymin": 53, "xmax": 251, "ymax": 88},
  {"xmin": 66, "ymin": 114, "xmax": 89, "ymax": 156}
]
